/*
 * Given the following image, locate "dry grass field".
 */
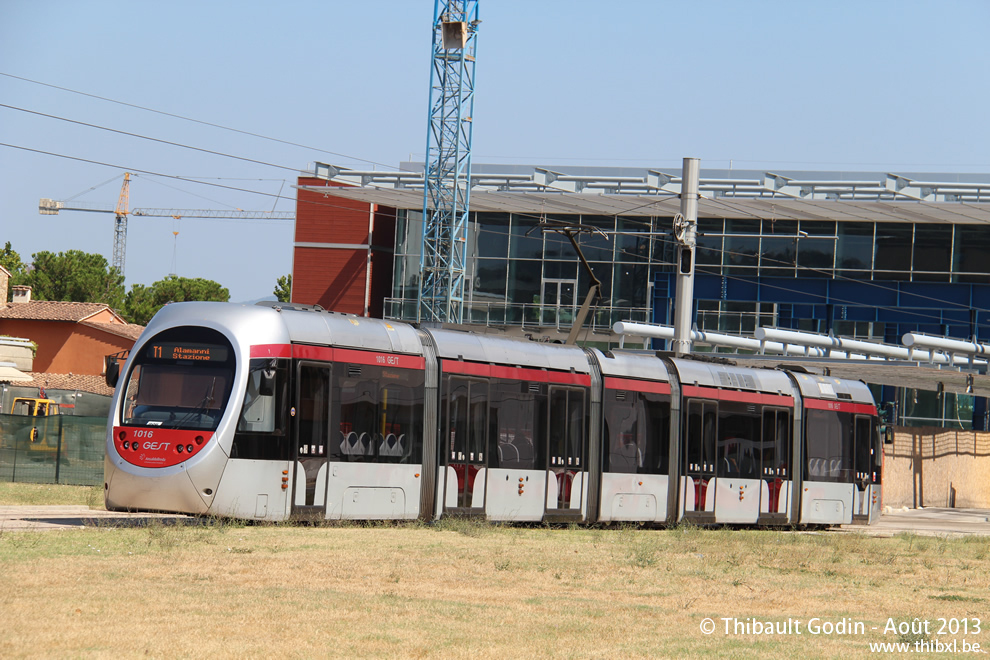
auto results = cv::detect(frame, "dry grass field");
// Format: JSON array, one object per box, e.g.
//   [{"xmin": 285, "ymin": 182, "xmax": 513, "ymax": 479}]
[{"xmin": 1, "ymin": 485, "xmax": 989, "ymax": 658}]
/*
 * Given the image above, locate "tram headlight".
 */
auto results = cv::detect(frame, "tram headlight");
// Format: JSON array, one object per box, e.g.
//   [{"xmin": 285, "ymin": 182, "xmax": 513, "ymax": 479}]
[
  {"xmin": 186, "ymin": 444, "xmax": 194, "ymax": 453},
  {"xmin": 195, "ymin": 435, "xmax": 204, "ymax": 445},
  {"xmin": 176, "ymin": 445, "xmax": 184, "ymax": 454},
  {"xmin": 122, "ymin": 441, "xmax": 129, "ymax": 450}
]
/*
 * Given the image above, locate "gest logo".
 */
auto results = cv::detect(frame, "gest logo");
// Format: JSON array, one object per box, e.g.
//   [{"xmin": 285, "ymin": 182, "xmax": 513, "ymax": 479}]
[{"xmin": 143, "ymin": 441, "xmax": 171, "ymax": 451}]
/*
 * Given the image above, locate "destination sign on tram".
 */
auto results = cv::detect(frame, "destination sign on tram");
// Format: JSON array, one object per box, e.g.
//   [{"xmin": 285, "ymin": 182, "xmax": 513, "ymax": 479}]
[{"xmin": 146, "ymin": 342, "xmax": 229, "ymax": 362}]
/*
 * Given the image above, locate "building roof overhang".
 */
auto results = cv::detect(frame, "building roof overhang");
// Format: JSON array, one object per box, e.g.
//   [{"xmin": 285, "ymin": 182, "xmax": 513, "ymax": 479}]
[{"xmin": 297, "ymin": 185, "xmax": 990, "ymax": 225}]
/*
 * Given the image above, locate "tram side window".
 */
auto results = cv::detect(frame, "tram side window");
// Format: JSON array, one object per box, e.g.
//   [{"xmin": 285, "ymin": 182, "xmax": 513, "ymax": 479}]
[
  {"xmin": 805, "ymin": 409, "xmax": 854, "ymax": 482},
  {"xmin": 718, "ymin": 402, "xmax": 760, "ymax": 479},
  {"xmin": 761, "ymin": 409, "xmax": 791, "ymax": 479},
  {"xmin": 488, "ymin": 380, "xmax": 539, "ymax": 470},
  {"xmin": 379, "ymin": 380, "xmax": 423, "ymax": 464},
  {"xmin": 232, "ymin": 358, "xmax": 290, "ymax": 460},
  {"xmin": 603, "ymin": 390, "xmax": 671, "ymax": 474},
  {"xmin": 685, "ymin": 400, "xmax": 717, "ymax": 476},
  {"xmin": 333, "ymin": 365, "xmax": 424, "ymax": 464}
]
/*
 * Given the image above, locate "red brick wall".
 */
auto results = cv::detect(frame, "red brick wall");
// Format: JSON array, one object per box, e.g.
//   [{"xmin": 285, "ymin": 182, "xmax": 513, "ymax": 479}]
[{"xmin": 292, "ymin": 177, "xmax": 396, "ymax": 317}]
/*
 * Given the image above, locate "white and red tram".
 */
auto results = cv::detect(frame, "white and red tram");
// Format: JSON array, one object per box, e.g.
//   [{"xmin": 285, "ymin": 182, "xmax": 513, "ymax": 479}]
[{"xmin": 104, "ymin": 302, "xmax": 882, "ymax": 525}]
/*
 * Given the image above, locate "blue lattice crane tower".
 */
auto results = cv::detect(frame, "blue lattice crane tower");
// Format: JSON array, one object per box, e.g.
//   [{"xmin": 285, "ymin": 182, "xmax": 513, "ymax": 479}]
[{"xmin": 419, "ymin": 0, "xmax": 480, "ymax": 324}]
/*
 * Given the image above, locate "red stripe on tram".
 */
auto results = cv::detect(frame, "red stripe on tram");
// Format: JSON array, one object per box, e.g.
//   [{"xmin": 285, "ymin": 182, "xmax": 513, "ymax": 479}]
[
  {"xmin": 603, "ymin": 376, "xmax": 671, "ymax": 395},
  {"xmin": 443, "ymin": 360, "xmax": 591, "ymax": 386},
  {"xmin": 681, "ymin": 384, "xmax": 794, "ymax": 407},
  {"xmin": 803, "ymin": 398, "xmax": 877, "ymax": 416},
  {"xmin": 250, "ymin": 344, "xmax": 292, "ymax": 358}
]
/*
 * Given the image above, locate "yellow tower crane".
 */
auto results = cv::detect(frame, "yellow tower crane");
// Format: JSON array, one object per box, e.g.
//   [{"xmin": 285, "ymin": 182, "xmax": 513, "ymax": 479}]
[{"xmin": 39, "ymin": 173, "xmax": 294, "ymax": 275}]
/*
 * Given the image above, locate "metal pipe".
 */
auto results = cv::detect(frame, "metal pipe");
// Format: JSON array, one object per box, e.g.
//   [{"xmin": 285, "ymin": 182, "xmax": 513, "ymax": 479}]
[
  {"xmin": 756, "ymin": 327, "xmax": 982, "ymax": 366},
  {"xmin": 902, "ymin": 333, "xmax": 990, "ymax": 357},
  {"xmin": 612, "ymin": 321, "xmax": 850, "ymax": 358}
]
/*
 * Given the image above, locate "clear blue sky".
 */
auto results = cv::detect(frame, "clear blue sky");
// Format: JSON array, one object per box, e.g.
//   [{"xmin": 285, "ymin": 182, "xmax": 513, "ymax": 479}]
[{"xmin": 2, "ymin": 0, "xmax": 988, "ymax": 304}]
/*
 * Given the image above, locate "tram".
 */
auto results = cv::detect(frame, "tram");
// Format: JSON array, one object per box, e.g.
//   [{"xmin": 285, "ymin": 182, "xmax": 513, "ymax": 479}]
[{"xmin": 104, "ymin": 301, "xmax": 882, "ymax": 525}]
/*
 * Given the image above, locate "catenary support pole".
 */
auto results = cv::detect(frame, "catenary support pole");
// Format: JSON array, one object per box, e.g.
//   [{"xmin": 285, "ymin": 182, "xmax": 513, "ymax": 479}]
[{"xmin": 671, "ymin": 157, "xmax": 699, "ymax": 356}]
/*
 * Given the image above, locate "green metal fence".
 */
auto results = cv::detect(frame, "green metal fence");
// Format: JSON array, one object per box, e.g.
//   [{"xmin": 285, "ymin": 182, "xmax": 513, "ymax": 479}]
[{"xmin": 0, "ymin": 414, "xmax": 107, "ymax": 486}]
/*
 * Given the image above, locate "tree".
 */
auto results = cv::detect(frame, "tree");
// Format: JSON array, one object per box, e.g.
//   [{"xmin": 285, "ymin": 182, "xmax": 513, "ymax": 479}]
[
  {"xmin": 274, "ymin": 274, "xmax": 292, "ymax": 303},
  {"xmin": 0, "ymin": 242, "xmax": 25, "ymax": 279},
  {"xmin": 23, "ymin": 250, "xmax": 125, "ymax": 308},
  {"xmin": 123, "ymin": 275, "xmax": 230, "ymax": 325}
]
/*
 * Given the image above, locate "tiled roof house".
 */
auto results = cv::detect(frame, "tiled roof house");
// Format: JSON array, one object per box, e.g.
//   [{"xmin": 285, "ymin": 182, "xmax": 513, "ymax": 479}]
[{"xmin": 0, "ymin": 281, "xmax": 144, "ymax": 377}]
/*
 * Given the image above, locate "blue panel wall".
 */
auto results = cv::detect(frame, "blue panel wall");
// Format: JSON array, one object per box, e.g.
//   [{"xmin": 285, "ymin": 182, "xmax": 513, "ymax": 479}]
[{"xmin": 653, "ymin": 274, "xmax": 990, "ymax": 342}]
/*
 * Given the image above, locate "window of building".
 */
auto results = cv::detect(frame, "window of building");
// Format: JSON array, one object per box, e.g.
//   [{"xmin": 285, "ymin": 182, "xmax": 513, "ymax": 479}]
[
  {"xmin": 796, "ymin": 237, "xmax": 836, "ymax": 275},
  {"xmin": 579, "ymin": 215, "xmax": 616, "ymax": 261},
  {"xmin": 954, "ymin": 225, "xmax": 990, "ymax": 279},
  {"xmin": 760, "ymin": 236, "xmax": 797, "ymax": 277},
  {"xmin": 543, "ymin": 260, "xmax": 579, "ymax": 280},
  {"xmin": 799, "ymin": 220, "xmax": 836, "ymax": 237},
  {"xmin": 613, "ymin": 263, "xmax": 649, "ymax": 308},
  {"xmin": 472, "ymin": 259, "xmax": 508, "ymax": 301},
  {"xmin": 614, "ymin": 216, "xmax": 649, "ymax": 263},
  {"xmin": 724, "ymin": 235, "xmax": 759, "ymax": 273},
  {"xmin": 913, "ymin": 225, "xmax": 952, "ymax": 275},
  {"xmin": 874, "ymin": 223, "xmax": 913, "ymax": 272},
  {"xmin": 543, "ymin": 218, "xmax": 579, "ymax": 260},
  {"xmin": 696, "ymin": 230, "xmax": 723, "ymax": 271},
  {"xmin": 509, "ymin": 215, "xmax": 545, "ymax": 260},
  {"xmin": 725, "ymin": 218, "xmax": 760, "ymax": 234},
  {"xmin": 474, "ymin": 212, "xmax": 510, "ymax": 259}
]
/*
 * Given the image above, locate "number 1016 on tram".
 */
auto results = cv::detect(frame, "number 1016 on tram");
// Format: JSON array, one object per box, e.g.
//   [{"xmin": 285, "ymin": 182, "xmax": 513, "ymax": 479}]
[{"xmin": 104, "ymin": 301, "xmax": 882, "ymax": 526}]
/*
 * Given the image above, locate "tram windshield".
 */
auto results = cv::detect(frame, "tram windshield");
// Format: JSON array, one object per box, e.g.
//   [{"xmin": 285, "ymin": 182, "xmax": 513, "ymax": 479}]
[{"xmin": 119, "ymin": 327, "xmax": 235, "ymax": 431}]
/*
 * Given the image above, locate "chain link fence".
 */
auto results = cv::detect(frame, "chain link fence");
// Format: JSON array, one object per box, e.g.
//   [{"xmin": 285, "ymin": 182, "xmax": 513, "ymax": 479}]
[{"xmin": 0, "ymin": 414, "xmax": 107, "ymax": 486}]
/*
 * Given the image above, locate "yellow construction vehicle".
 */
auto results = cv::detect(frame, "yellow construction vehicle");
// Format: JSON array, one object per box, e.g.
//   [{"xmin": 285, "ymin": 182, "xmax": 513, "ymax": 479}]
[{"xmin": 8, "ymin": 397, "xmax": 64, "ymax": 461}]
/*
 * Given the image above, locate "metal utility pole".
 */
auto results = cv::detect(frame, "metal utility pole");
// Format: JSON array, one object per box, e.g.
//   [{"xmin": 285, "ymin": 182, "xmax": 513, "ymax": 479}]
[
  {"xmin": 419, "ymin": 0, "xmax": 480, "ymax": 324},
  {"xmin": 671, "ymin": 157, "xmax": 700, "ymax": 355}
]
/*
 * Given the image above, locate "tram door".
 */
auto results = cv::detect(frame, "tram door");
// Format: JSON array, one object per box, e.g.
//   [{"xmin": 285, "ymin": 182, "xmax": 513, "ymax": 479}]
[
  {"xmin": 293, "ymin": 362, "xmax": 331, "ymax": 514},
  {"xmin": 444, "ymin": 377, "xmax": 489, "ymax": 512},
  {"xmin": 683, "ymin": 400, "xmax": 716, "ymax": 519},
  {"xmin": 546, "ymin": 387, "xmax": 585, "ymax": 513},
  {"xmin": 852, "ymin": 415, "xmax": 881, "ymax": 523},
  {"xmin": 759, "ymin": 408, "xmax": 791, "ymax": 522}
]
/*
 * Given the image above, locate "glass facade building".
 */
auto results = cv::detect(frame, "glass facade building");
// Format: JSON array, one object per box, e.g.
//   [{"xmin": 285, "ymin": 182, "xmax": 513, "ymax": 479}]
[
  {"xmin": 389, "ymin": 211, "xmax": 990, "ymax": 342},
  {"xmin": 389, "ymin": 210, "xmax": 670, "ymax": 332}
]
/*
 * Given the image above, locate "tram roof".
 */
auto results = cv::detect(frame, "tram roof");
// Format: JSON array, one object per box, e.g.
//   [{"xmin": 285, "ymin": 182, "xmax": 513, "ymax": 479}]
[{"xmin": 723, "ymin": 354, "xmax": 990, "ymax": 398}]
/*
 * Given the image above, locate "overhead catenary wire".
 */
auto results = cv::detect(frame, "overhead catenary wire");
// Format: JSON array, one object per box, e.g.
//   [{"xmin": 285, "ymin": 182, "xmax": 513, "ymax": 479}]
[
  {"xmin": 10, "ymin": 136, "xmax": 989, "ymax": 329},
  {"xmin": 0, "ymin": 71, "xmax": 416, "ymax": 174},
  {"xmin": 0, "ymin": 103, "xmax": 303, "ymax": 174},
  {"xmin": 4, "ymin": 75, "xmax": 990, "ymax": 325}
]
